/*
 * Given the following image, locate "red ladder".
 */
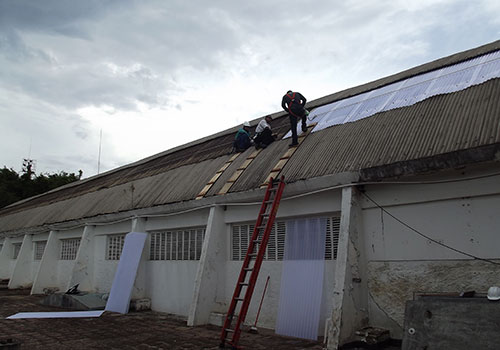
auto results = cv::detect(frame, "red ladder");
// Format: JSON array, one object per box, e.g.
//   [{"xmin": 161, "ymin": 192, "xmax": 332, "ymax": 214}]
[{"xmin": 219, "ymin": 176, "xmax": 286, "ymax": 349}]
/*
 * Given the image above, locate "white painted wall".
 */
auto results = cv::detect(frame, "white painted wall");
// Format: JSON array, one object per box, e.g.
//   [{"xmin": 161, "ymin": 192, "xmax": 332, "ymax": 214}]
[
  {"xmin": 0, "ymin": 238, "xmax": 13, "ymax": 279},
  {"xmin": 147, "ymin": 261, "xmax": 199, "ymax": 316},
  {"xmin": 32, "ymin": 232, "xmax": 49, "ymax": 282},
  {"xmin": 1, "ymin": 237, "xmax": 23, "ymax": 280},
  {"xmin": 9, "ymin": 234, "xmax": 34, "ymax": 288},
  {"xmin": 93, "ymin": 234, "xmax": 120, "ymax": 293},
  {"xmin": 360, "ymin": 175, "xmax": 500, "ymax": 338}
]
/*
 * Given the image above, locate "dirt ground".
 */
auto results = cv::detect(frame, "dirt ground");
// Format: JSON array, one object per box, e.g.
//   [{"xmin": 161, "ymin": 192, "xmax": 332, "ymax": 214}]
[
  {"xmin": 0, "ymin": 287, "xmax": 402, "ymax": 350},
  {"xmin": 0, "ymin": 288, "xmax": 325, "ymax": 350}
]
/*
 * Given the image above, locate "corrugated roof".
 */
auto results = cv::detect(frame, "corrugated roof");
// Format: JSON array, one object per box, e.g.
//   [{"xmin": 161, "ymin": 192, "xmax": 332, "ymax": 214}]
[
  {"xmin": 300, "ymin": 49, "xmax": 500, "ymax": 136},
  {"xmin": 1, "ymin": 41, "xmax": 500, "ymax": 234}
]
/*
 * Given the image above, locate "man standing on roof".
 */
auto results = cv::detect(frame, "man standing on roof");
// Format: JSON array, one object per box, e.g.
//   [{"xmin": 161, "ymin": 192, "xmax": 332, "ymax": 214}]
[
  {"xmin": 253, "ymin": 115, "xmax": 276, "ymax": 149},
  {"xmin": 282, "ymin": 90, "xmax": 308, "ymax": 147},
  {"xmin": 233, "ymin": 121, "xmax": 252, "ymax": 152}
]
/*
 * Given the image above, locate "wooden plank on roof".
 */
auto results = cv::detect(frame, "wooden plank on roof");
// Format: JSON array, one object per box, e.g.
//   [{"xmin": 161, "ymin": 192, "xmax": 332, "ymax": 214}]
[
  {"xmin": 237, "ymin": 158, "xmax": 253, "ymax": 170},
  {"xmin": 217, "ymin": 148, "xmax": 263, "ymax": 195},
  {"xmin": 227, "ymin": 169, "xmax": 244, "ymax": 183},
  {"xmin": 195, "ymin": 152, "xmax": 242, "ymax": 199},
  {"xmin": 247, "ymin": 149, "xmax": 262, "ymax": 159},
  {"xmin": 271, "ymin": 159, "xmax": 288, "ymax": 172},
  {"xmin": 196, "ymin": 183, "xmax": 214, "ymax": 199},
  {"xmin": 207, "ymin": 172, "xmax": 223, "ymax": 185},
  {"xmin": 217, "ymin": 182, "xmax": 234, "ymax": 196},
  {"xmin": 228, "ymin": 153, "xmax": 241, "ymax": 162},
  {"xmin": 219, "ymin": 162, "xmax": 232, "ymax": 172},
  {"xmin": 260, "ymin": 123, "xmax": 317, "ymax": 188}
]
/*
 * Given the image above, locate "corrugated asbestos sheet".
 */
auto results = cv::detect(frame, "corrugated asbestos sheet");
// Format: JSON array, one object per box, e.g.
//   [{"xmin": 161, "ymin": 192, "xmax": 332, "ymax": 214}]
[
  {"xmin": 1, "ymin": 41, "xmax": 500, "ymax": 233},
  {"xmin": 0, "ymin": 157, "xmax": 229, "ymax": 232},
  {"xmin": 279, "ymin": 79, "xmax": 500, "ymax": 181},
  {"xmin": 302, "ymin": 49, "xmax": 500, "ymax": 135}
]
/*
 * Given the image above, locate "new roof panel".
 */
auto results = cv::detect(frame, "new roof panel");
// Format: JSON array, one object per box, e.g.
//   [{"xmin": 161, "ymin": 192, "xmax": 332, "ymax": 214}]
[{"xmin": 284, "ymin": 49, "xmax": 500, "ymax": 139}]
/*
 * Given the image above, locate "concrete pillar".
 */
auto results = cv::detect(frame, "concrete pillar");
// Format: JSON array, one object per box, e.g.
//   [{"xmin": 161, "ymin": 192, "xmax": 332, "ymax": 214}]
[
  {"xmin": 9, "ymin": 234, "xmax": 34, "ymax": 288},
  {"xmin": 327, "ymin": 186, "xmax": 368, "ymax": 349},
  {"xmin": 0, "ymin": 237, "xmax": 13, "ymax": 279},
  {"xmin": 188, "ymin": 205, "xmax": 226, "ymax": 326},
  {"xmin": 32, "ymin": 230, "xmax": 60, "ymax": 294},
  {"xmin": 131, "ymin": 217, "xmax": 148, "ymax": 299},
  {"xmin": 67, "ymin": 225, "xmax": 95, "ymax": 292}
]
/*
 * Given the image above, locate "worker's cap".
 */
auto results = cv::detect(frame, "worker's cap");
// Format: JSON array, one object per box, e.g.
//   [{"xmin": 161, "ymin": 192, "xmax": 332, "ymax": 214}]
[
  {"xmin": 487, "ymin": 286, "xmax": 500, "ymax": 301},
  {"xmin": 243, "ymin": 121, "xmax": 251, "ymax": 127}
]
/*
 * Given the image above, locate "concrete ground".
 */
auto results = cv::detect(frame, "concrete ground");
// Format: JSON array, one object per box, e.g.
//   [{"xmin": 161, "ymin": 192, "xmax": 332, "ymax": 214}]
[{"xmin": 0, "ymin": 288, "xmax": 325, "ymax": 350}]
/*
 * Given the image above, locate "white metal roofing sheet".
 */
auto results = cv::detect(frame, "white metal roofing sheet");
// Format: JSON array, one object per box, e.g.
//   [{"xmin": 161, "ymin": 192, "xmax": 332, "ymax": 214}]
[{"xmin": 284, "ymin": 49, "xmax": 500, "ymax": 138}]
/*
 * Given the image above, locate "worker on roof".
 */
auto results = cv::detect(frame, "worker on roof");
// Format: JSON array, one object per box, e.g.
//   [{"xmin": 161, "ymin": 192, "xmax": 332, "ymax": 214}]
[
  {"xmin": 233, "ymin": 121, "xmax": 252, "ymax": 152},
  {"xmin": 281, "ymin": 90, "xmax": 308, "ymax": 147},
  {"xmin": 253, "ymin": 115, "xmax": 276, "ymax": 149}
]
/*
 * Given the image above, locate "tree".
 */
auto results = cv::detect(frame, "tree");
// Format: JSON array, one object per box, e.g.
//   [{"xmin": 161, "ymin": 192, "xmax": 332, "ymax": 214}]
[{"xmin": 0, "ymin": 167, "xmax": 81, "ymax": 209}]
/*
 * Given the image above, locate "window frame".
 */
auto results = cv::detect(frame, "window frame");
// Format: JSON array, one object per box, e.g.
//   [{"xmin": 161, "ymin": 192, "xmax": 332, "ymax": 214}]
[
  {"xmin": 34, "ymin": 241, "xmax": 47, "ymax": 260},
  {"xmin": 60, "ymin": 238, "xmax": 81, "ymax": 260},
  {"xmin": 149, "ymin": 227, "xmax": 206, "ymax": 261},
  {"xmin": 230, "ymin": 216, "xmax": 340, "ymax": 261},
  {"xmin": 12, "ymin": 243, "xmax": 22, "ymax": 260},
  {"xmin": 106, "ymin": 234, "xmax": 126, "ymax": 260}
]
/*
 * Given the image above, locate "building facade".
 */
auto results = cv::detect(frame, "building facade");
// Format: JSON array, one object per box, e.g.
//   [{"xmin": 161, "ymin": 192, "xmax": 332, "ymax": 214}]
[{"xmin": 1, "ymin": 41, "xmax": 500, "ymax": 348}]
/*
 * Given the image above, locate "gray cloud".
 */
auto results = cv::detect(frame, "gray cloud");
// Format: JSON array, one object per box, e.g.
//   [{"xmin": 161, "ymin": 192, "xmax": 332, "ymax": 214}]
[
  {"xmin": 0, "ymin": 0, "xmax": 499, "ymax": 177},
  {"xmin": 0, "ymin": 0, "xmax": 121, "ymax": 38}
]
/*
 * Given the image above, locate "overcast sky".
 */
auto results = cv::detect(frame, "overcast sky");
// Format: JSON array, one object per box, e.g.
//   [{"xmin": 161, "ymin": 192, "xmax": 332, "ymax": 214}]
[{"xmin": 1, "ymin": 0, "xmax": 499, "ymax": 178}]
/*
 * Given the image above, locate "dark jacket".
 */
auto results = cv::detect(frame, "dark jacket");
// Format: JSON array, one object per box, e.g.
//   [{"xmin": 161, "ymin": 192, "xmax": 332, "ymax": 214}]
[
  {"xmin": 282, "ymin": 91, "xmax": 307, "ymax": 117},
  {"xmin": 234, "ymin": 128, "xmax": 251, "ymax": 151}
]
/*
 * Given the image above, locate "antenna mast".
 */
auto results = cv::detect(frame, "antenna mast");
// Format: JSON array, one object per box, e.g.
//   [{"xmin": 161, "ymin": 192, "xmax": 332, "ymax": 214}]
[{"xmin": 97, "ymin": 129, "xmax": 102, "ymax": 174}]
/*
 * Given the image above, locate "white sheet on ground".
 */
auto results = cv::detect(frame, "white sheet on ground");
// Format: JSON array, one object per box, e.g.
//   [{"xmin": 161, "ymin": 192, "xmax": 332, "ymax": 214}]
[{"xmin": 7, "ymin": 310, "xmax": 104, "ymax": 319}]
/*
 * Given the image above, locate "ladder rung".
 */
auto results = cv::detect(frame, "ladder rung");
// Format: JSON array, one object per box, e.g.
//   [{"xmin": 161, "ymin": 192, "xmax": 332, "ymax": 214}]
[{"xmin": 220, "ymin": 176, "xmax": 285, "ymax": 350}]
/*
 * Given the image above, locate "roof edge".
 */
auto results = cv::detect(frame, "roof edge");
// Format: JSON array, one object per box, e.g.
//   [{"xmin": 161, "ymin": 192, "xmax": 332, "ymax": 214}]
[
  {"xmin": 81, "ymin": 40, "xmax": 500, "ymax": 182},
  {"xmin": 4, "ymin": 40, "xmax": 499, "ymax": 205}
]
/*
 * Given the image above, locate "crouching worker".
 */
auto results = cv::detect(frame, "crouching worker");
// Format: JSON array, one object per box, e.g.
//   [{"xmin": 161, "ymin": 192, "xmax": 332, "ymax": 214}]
[
  {"xmin": 253, "ymin": 115, "xmax": 276, "ymax": 149},
  {"xmin": 233, "ymin": 121, "xmax": 252, "ymax": 152}
]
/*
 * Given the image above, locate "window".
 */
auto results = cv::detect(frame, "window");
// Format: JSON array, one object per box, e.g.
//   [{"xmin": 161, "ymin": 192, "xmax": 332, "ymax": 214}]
[
  {"xmin": 325, "ymin": 217, "xmax": 340, "ymax": 260},
  {"xmin": 60, "ymin": 238, "xmax": 81, "ymax": 260},
  {"xmin": 106, "ymin": 234, "xmax": 126, "ymax": 260},
  {"xmin": 231, "ymin": 222, "xmax": 283, "ymax": 261},
  {"xmin": 231, "ymin": 216, "xmax": 340, "ymax": 261},
  {"xmin": 231, "ymin": 221, "xmax": 286, "ymax": 261},
  {"xmin": 150, "ymin": 228, "xmax": 206, "ymax": 261},
  {"xmin": 12, "ymin": 243, "xmax": 22, "ymax": 259},
  {"xmin": 34, "ymin": 241, "xmax": 47, "ymax": 260}
]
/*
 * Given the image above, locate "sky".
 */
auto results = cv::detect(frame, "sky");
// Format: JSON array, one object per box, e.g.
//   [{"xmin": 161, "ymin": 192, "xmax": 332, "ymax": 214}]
[{"xmin": 0, "ymin": 0, "xmax": 499, "ymax": 179}]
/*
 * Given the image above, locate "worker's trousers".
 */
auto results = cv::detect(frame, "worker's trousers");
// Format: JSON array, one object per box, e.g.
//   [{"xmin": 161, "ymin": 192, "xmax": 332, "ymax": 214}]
[{"xmin": 289, "ymin": 114, "xmax": 307, "ymax": 144}]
